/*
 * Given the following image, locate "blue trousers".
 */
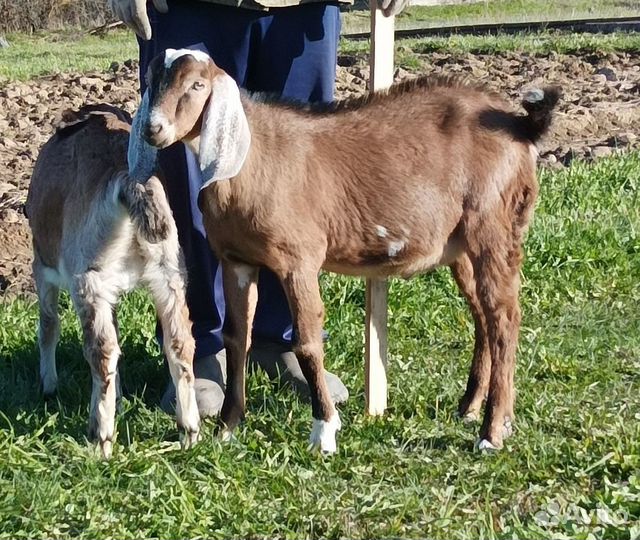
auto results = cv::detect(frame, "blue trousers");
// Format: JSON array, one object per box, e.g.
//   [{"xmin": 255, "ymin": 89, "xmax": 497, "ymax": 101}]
[{"xmin": 139, "ymin": 0, "xmax": 340, "ymax": 358}]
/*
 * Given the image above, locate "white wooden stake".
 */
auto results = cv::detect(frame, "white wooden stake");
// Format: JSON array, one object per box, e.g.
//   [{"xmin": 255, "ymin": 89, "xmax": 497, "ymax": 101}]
[
  {"xmin": 369, "ymin": 6, "xmax": 395, "ymax": 90},
  {"xmin": 364, "ymin": 3, "xmax": 395, "ymax": 416},
  {"xmin": 365, "ymin": 277, "xmax": 388, "ymax": 415}
]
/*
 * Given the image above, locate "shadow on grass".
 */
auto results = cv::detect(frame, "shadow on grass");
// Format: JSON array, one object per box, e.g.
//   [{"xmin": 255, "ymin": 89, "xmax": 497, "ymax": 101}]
[{"xmin": 0, "ymin": 332, "xmax": 171, "ymax": 442}]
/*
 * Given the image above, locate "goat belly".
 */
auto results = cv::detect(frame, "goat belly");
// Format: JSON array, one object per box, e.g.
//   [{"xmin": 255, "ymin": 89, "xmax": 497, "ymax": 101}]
[{"xmin": 323, "ymin": 222, "xmax": 463, "ymax": 279}]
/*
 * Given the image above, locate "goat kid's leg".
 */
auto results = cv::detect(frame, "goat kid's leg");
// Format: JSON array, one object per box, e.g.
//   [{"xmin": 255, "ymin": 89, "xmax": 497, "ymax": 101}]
[
  {"xmin": 112, "ymin": 308, "xmax": 123, "ymax": 411},
  {"xmin": 142, "ymin": 211, "xmax": 201, "ymax": 449},
  {"xmin": 219, "ymin": 262, "xmax": 259, "ymax": 440},
  {"xmin": 72, "ymin": 274, "xmax": 120, "ymax": 459},
  {"xmin": 282, "ymin": 269, "xmax": 340, "ymax": 454},
  {"xmin": 149, "ymin": 272, "xmax": 200, "ymax": 449},
  {"xmin": 467, "ymin": 235, "xmax": 522, "ymax": 451},
  {"xmin": 451, "ymin": 254, "xmax": 491, "ymax": 423},
  {"xmin": 34, "ymin": 257, "xmax": 60, "ymax": 398}
]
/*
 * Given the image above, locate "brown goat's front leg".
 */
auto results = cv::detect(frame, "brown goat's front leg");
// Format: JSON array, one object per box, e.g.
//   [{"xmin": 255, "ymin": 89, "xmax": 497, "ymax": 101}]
[
  {"xmin": 468, "ymin": 234, "xmax": 522, "ymax": 451},
  {"xmin": 451, "ymin": 254, "xmax": 491, "ymax": 422},
  {"xmin": 281, "ymin": 269, "xmax": 340, "ymax": 453},
  {"xmin": 219, "ymin": 261, "xmax": 259, "ymax": 440}
]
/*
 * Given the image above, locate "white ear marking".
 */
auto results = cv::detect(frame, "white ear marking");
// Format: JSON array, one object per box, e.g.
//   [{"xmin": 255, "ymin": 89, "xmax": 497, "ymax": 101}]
[
  {"xmin": 164, "ymin": 48, "xmax": 211, "ymax": 68},
  {"xmin": 128, "ymin": 90, "xmax": 158, "ymax": 183},
  {"xmin": 199, "ymin": 73, "xmax": 251, "ymax": 188}
]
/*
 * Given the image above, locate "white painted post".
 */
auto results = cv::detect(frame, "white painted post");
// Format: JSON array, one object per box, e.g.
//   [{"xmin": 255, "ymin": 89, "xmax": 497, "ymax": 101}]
[
  {"xmin": 365, "ymin": 277, "xmax": 388, "ymax": 415},
  {"xmin": 365, "ymin": 3, "xmax": 395, "ymax": 416}
]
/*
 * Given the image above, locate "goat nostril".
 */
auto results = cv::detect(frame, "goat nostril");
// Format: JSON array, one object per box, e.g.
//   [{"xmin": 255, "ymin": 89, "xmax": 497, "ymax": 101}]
[{"xmin": 143, "ymin": 123, "xmax": 164, "ymax": 141}]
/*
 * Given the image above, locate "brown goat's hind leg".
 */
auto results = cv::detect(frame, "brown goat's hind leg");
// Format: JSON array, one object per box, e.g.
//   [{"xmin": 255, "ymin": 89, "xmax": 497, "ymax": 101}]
[
  {"xmin": 451, "ymin": 254, "xmax": 491, "ymax": 422},
  {"xmin": 281, "ymin": 269, "xmax": 340, "ymax": 453},
  {"xmin": 468, "ymin": 234, "xmax": 521, "ymax": 451},
  {"xmin": 219, "ymin": 262, "xmax": 259, "ymax": 439}
]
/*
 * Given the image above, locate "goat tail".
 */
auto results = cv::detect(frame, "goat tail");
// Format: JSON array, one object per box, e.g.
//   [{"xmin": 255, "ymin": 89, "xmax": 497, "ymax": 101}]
[
  {"xmin": 117, "ymin": 172, "xmax": 172, "ymax": 244},
  {"xmin": 520, "ymin": 86, "xmax": 561, "ymax": 143}
]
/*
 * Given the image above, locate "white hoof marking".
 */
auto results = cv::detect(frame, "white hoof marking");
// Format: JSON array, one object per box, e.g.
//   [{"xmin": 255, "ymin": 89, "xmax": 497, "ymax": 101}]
[
  {"xmin": 475, "ymin": 438, "xmax": 499, "ymax": 452},
  {"xmin": 100, "ymin": 440, "xmax": 113, "ymax": 460},
  {"xmin": 219, "ymin": 428, "xmax": 235, "ymax": 443},
  {"xmin": 180, "ymin": 429, "xmax": 200, "ymax": 450},
  {"xmin": 309, "ymin": 412, "xmax": 341, "ymax": 454}
]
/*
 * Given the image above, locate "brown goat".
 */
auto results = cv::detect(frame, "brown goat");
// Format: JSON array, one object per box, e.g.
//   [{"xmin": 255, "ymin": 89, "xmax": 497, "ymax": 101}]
[
  {"xmin": 131, "ymin": 49, "xmax": 559, "ymax": 453},
  {"xmin": 27, "ymin": 104, "xmax": 200, "ymax": 457}
]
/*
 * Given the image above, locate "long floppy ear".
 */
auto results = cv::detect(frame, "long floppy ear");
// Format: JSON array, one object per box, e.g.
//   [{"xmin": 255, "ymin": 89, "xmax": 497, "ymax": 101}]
[
  {"xmin": 128, "ymin": 90, "xmax": 158, "ymax": 183},
  {"xmin": 199, "ymin": 72, "xmax": 251, "ymax": 188}
]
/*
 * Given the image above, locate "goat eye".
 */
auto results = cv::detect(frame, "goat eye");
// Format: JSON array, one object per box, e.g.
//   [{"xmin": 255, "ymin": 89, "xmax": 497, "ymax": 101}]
[{"xmin": 192, "ymin": 81, "xmax": 205, "ymax": 91}]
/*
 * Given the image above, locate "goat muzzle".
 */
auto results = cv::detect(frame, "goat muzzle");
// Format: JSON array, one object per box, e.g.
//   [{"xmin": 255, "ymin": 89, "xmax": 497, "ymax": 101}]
[{"xmin": 142, "ymin": 122, "xmax": 170, "ymax": 148}]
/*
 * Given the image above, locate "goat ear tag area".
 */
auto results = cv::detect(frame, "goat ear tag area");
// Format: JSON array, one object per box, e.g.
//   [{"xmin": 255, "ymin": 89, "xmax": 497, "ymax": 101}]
[
  {"xmin": 199, "ymin": 73, "xmax": 251, "ymax": 188},
  {"xmin": 128, "ymin": 90, "xmax": 158, "ymax": 183}
]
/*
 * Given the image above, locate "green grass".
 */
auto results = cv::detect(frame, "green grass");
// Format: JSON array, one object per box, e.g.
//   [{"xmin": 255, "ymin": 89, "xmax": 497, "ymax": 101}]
[
  {"xmin": 399, "ymin": 0, "xmax": 638, "ymax": 23},
  {"xmin": 3, "ymin": 27, "xmax": 639, "ymax": 83},
  {"xmin": 2, "ymin": 0, "xmax": 640, "ymax": 83},
  {"xmin": 0, "ymin": 29, "xmax": 138, "ymax": 82},
  {"xmin": 339, "ymin": 29, "xmax": 640, "ymax": 61},
  {"xmin": 1, "ymin": 152, "xmax": 639, "ymax": 538},
  {"xmin": 342, "ymin": 0, "xmax": 640, "ymax": 35},
  {"xmin": 344, "ymin": 29, "xmax": 640, "ymax": 70}
]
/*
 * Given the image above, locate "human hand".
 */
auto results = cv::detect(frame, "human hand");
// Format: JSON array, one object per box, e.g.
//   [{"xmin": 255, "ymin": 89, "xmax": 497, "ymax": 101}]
[
  {"xmin": 376, "ymin": 0, "xmax": 410, "ymax": 17},
  {"xmin": 108, "ymin": 0, "xmax": 169, "ymax": 41}
]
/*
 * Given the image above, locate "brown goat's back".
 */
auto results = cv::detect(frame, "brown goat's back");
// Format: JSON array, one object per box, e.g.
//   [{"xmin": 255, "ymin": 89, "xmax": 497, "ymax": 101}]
[{"xmin": 231, "ymin": 78, "xmax": 541, "ymax": 281}]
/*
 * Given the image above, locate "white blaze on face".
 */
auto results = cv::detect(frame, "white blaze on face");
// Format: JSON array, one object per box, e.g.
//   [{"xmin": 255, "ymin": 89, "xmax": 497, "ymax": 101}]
[
  {"xmin": 149, "ymin": 107, "xmax": 176, "ymax": 142},
  {"xmin": 147, "ymin": 49, "xmax": 212, "ymax": 144},
  {"xmin": 164, "ymin": 48, "xmax": 210, "ymax": 69},
  {"xmin": 375, "ymin": 225, "xmax": 388, "ymax": 238}
]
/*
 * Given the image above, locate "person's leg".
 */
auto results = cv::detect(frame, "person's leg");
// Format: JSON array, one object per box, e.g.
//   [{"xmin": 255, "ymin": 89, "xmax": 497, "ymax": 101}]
[
  {"xmin": 249, "ymin": 2, "xmax": 341, "ymax": 103},
  {"xmin": 251, "ymin": 3, "xmax": 340, "ymax": 344},
  {"xmin": 246, "ymin": 3, "xmax": 348, "ymax": 403},
  {"xmin": 139, "ymin": 0, "xmax": 261, "ymax": 416},
  {"xmin": 140, "ymin": 0, "xmax": 348, "ymax": 412}
]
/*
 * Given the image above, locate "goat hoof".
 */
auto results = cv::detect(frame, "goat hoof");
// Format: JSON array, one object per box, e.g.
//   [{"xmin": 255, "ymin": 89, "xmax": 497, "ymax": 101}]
[
  {"xmin": 40, "ymin": 380, "xmax": 58, "ymax": 400},
  {"xmin": 219, "ymin": 428, "xmax": 235, "ymax": 443},
  {"xmin": 475, "ymin": 438, "xmax": 502, "ymax": 453},
  {"xmin": 308, "ymin": 412, "xmax": 341, "ymax": 455},
  {"xmin": 180, "ymin": 429, "xmax": 200, "ymax": 450},
  {"xmin": 100, "ymin": 439, "xmax": 113, "ymax": 460}
]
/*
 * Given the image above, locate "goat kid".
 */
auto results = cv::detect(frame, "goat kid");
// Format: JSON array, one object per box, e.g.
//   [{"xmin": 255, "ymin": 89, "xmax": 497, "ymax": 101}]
[
  {"xmin": 27, "ymin": 105, "xmax": 200, "ymax": 458},
  {"xmin": 130, "ymin": 49, "xmax": 559, "ymax": 453}
]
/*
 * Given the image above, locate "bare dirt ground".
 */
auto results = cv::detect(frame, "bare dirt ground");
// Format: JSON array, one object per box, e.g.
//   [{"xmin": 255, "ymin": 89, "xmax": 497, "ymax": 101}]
[{"xmin": 1, "ymin": 50, "xmax": 639, "ymax": 298}]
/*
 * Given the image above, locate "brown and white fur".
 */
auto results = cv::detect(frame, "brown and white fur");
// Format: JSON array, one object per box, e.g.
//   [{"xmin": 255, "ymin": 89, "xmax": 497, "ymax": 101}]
[
  {"xmin": 26, "ymin": 104, "xmax": 200, "ymax": 458},
  {"xmin": 132, "ymin": 49, "xmax": 559, "ymax": 453}
]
